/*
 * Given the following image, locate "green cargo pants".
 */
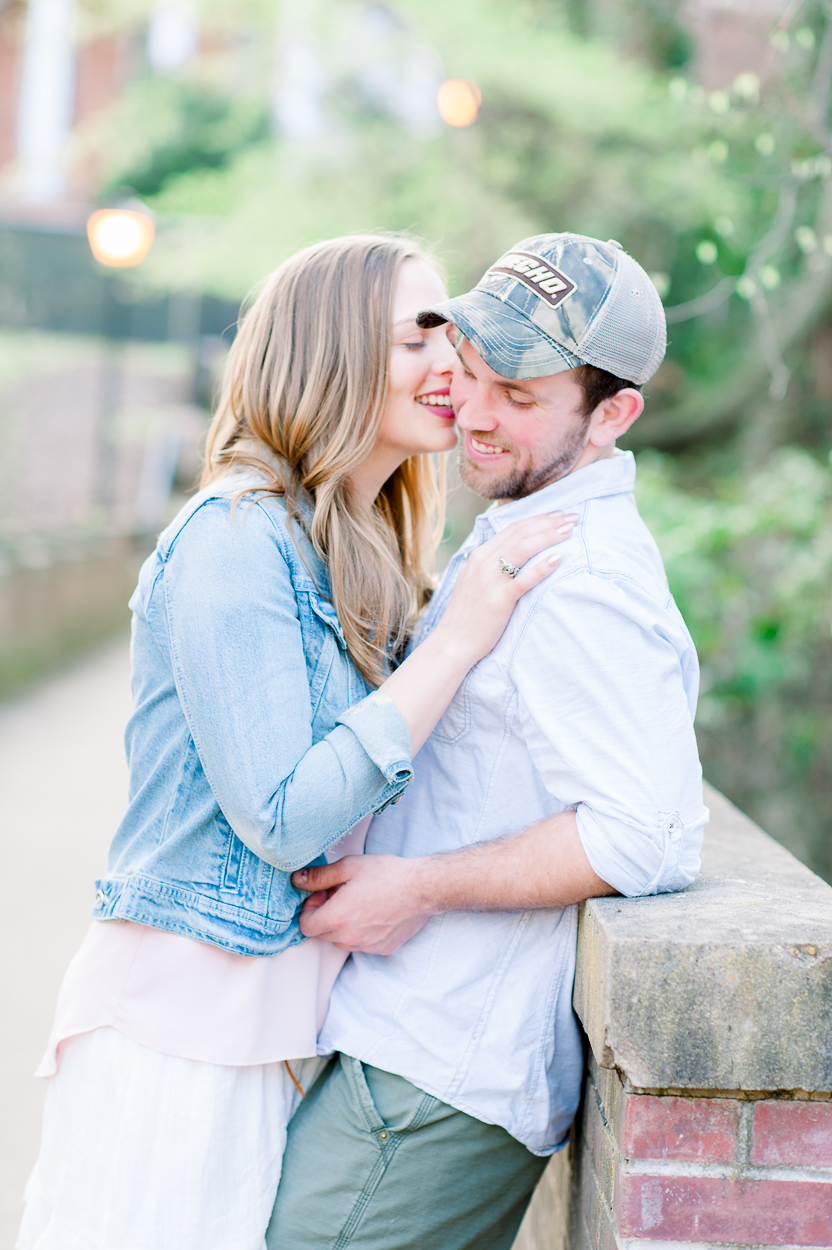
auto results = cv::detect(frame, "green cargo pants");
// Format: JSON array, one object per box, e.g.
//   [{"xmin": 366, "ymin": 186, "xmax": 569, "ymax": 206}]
[{"xmin": 266, "ymin": 1053, "xmax": 548, "ymax": 1250}]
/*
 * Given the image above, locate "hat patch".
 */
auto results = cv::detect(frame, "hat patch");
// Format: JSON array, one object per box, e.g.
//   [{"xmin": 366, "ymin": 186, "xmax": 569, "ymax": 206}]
[{"xmin": 488, "ymin": 251, "xmax": 577, "ymax": 309}]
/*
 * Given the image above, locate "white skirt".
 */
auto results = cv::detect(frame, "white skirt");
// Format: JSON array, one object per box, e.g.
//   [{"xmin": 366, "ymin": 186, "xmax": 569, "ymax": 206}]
[{"xmin": 17, "ymin": 1027, "xmax": 328, "ymax": 1250}]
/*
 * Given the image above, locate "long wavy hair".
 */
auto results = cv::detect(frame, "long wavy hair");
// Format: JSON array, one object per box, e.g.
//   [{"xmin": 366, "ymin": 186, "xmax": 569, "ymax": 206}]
[{"xmin": 201, "ymin": 233, "xmax": 446, "ymax": 687}]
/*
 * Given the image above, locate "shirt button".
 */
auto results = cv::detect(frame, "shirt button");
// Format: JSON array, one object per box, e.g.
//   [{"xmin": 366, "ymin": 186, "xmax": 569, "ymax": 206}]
[
  {"xmin": 378, "ymin": 1130, "xmax": 389, "ymax": 1141},
  {"xmin": 96, "ymin": 889, "xmax": 105, "ymax": 904}
]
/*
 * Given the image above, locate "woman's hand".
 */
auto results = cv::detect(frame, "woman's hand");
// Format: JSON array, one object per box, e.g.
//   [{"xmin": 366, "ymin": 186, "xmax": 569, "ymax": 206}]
[
  {"xmin": 378, "ymin": 510, "xmax": 577, "ymax": 755},
  {"xmin": 432, "ymin": 511, "xmax": 578, "ymax": 668}
]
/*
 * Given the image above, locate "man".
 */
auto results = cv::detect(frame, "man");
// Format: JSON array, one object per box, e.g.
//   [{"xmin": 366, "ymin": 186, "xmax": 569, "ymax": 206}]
[{"xmin": 267, "ymin": 234, "xmax": 708, "ymax": 1249}]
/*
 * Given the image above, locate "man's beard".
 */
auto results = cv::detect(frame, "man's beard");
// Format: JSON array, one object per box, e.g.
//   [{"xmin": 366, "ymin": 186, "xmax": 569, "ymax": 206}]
[{"xmin": 458, "ymin": 419, "xmax": 590, "ymax": 501}]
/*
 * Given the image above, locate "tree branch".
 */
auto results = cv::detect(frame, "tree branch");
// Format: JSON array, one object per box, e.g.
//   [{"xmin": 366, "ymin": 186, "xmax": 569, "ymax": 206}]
[
  {"xmin": 808, "ymin": 10, "xmax": 832, "ymax": 142},
  {"xmin": 665, "ymin": 278, "xmax": 735, "ymax": 325},
  {"xmin": 635, "ymin": 180, "xmax": 832, "ymax": 450}
]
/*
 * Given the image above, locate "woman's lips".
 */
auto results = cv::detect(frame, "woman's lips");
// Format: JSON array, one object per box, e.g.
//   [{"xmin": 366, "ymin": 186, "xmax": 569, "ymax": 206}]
[{"xmin": 415, "ymin": 391, "xmax": 455, "ymax": 419}]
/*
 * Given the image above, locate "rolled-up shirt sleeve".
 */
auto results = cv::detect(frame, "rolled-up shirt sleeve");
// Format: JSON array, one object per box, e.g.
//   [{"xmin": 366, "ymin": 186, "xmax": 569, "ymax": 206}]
[
  {"xmin": 149, "ymin": 498, "xmax": 413, "ymax": 872},
  {"xmin": 511, "ymin": 570, "xmax": 708, "ymax": 897}
]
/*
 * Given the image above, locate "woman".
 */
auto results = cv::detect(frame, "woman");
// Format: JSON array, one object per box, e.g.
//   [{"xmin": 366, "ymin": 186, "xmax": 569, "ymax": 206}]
[{"xmin": 18, "ymin": 234, "xmax": 574, "ymax": 1250}]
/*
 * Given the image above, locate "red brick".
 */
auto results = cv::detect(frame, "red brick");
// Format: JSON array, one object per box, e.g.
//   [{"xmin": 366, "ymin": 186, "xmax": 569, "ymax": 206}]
[
  {"xmin": 623, "ymin": 1094, "xmax": 739, "ymax": 1164},
  {"xmin": 73, "ymin": 35, "xmax": 120, "ymax": 127},
  {"xmin": 0, "ymin": 11, "xmax": 22, "ymax": 168},
  {"xmin": 618, "ymin": 1174, "xmax": 832, "ymax": 1245},
  {"xmin": 752, "ymin": 1101, "xmax": 832, "ymax": 1168}
]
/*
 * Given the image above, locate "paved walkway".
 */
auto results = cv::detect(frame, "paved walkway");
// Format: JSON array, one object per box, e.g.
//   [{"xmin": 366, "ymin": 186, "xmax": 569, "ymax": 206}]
[{"xmin": 0, "ymin": 636, "xmax": 132, "ymax": 1247}]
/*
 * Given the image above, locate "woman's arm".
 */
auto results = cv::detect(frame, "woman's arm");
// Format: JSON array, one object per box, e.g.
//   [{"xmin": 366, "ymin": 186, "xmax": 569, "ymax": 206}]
[
  {"xmin": 378, "ymin": 510, "xmax": 575, "ymax": 753},
  {"xmin": 155, "ymin": 499, "xmax": 573, "ymax": 872},
  {"xmin": 156, "ymin": 499, "xmax": 405, "ymax": 872}
]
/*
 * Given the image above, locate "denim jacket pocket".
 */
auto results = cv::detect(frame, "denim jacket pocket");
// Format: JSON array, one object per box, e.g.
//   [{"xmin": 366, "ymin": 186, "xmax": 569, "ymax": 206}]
[
  {"xmin": 220, "ymin": 812, "xmax": 246, "ymax": 892},
  {"xmin": 219, "ymin": 811, "xmax": 302, "ymax": 922},
  {"xmin": 306, "ymin": 593, "xmax": 347, "ymax": 648},
  {"xmin": 299, "ymin": 591, "xmax": 357, "ymax": 733}
]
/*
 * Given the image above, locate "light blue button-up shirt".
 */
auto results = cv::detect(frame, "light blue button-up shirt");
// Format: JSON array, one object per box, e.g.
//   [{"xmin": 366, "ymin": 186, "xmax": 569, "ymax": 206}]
[{"xmin": 320, "ymin": 451, "xmax": 708, "ymax": 1154}]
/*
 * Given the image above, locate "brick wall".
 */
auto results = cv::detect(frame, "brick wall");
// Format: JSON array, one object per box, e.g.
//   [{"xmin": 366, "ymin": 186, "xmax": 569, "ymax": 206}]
[
  {"xmin": 512, "ymin": 788, "xmax": 832, "ymax": 1250},
  {"xmin": 0, "ymin": 4, "xmax": 23, "ymax": 170},
  {"xmin": 574, "ymin": 1056, "xmax": 832, "ymax": 1248}
]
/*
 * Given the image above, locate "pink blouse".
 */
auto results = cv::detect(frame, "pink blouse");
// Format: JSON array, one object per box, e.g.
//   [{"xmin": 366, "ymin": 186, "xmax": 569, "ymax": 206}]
[{"xmin": 38, "ymin": 820, "xmax": 368, "ymax": 1076}]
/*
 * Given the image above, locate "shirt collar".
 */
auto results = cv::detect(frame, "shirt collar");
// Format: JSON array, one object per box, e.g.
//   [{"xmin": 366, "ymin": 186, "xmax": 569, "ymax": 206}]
[{"xmin": 478, "ymin": 449, "xmax": 636, "ymax": 533}]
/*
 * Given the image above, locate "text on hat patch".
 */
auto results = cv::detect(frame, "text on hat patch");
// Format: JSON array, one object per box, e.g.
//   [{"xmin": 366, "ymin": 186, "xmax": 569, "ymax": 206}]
[{"xmin": 488, "ymin": 252, "xmax": 577, "ymax": 308}]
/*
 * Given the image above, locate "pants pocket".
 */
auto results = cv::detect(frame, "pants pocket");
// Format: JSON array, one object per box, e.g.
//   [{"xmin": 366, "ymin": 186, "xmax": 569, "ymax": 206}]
[{"xmin": 343, "ymin": 1055, "xmax": 438, "ymax": 1138}]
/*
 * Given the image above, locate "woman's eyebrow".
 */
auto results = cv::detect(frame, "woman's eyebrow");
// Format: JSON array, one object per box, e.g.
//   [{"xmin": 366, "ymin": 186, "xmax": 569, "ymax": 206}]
[{"xmin": 392, "ymin": 316, "xmax": 421, "ymax": 327}]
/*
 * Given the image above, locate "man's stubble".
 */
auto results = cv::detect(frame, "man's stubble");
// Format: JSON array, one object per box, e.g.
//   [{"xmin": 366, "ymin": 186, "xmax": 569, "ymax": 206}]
[{"xmin": 458, "ymin": 416, "xmax": 590, "ymax": 502}]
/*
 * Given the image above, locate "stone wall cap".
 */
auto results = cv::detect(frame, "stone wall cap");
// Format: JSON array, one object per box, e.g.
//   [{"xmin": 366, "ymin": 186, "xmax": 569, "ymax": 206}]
[{"xmin": 574, "ymin": 784, "xmax": 832, "ymax": 1094}]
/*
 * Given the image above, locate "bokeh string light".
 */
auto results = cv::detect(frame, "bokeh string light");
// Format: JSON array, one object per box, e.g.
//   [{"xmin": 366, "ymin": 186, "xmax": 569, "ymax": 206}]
[
  {"xmin": 86, "ymin": 208, "xmax": 156, "ymax": 268},
  {"xmin": 436, "ymin": 79, "xmax": 481, "ymax": 127}
]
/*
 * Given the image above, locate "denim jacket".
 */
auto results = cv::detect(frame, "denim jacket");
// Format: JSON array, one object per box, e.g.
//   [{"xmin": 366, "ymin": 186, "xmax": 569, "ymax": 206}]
[{"xmin": 92, "ymin": 472, "xmax": 413, "ymax": 955}]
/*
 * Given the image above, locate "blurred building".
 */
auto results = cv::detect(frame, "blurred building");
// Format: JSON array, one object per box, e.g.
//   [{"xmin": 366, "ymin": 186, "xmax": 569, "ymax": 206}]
[
  {"xmin": 0, "ymin": 0, "xmax": 443, "ymax": 220},
  {"xmin": 0, "ymin": 0, "xmax": 198, "ymax": 218}
]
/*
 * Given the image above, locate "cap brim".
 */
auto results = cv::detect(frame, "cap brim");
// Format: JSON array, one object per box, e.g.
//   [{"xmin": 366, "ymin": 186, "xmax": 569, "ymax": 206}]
[{"xmin": 417, "ymin": 290, "xmax": 583, "ymax": 381}]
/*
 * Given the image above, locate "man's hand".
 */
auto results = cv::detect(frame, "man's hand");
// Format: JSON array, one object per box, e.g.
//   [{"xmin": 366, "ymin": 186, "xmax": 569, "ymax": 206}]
[
  {"xmin": 293, "ymin": 855, "xmax": 433, "ymax": 954},
  {"xmin": 293, "ymin": 811, "xmax": 616, "ymax": 955}
]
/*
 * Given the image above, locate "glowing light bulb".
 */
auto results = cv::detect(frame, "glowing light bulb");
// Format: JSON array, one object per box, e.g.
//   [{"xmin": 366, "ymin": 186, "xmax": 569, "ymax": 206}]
[
  {"xmin": 86, "ymin": 208, "xmax": 156, "ymax": 268},
  {"xmin": 437, "ymin": 79, "xmax": 481, "ymax": 128}
]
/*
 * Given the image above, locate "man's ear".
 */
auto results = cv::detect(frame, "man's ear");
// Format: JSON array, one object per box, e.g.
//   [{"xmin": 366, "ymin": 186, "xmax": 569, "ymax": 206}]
[{"xmin": 587, "ymin": 387, "xmax": 644, "ymax": 448}]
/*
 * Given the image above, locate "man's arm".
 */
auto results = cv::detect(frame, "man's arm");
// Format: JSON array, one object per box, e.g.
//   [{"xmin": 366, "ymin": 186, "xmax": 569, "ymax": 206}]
[
  {"xmin": 293, "ymin": 810, "xmax": 616, "ymax": 954},
  {"xmin": 296, "ymin": 570, "xmax": 706, "ymax": 955}
]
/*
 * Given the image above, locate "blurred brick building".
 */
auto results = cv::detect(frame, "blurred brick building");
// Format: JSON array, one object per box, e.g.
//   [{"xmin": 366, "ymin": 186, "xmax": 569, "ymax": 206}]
[{"xmin": 0, "ymin": 0, "xmax": 201, "ymax": 218}]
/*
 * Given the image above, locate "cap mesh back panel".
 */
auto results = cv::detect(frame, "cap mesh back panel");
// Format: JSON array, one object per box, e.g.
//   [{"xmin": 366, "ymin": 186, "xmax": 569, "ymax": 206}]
[{"xmin": 576, "ymin": 269, "xmax": 666, "ymax": 384}]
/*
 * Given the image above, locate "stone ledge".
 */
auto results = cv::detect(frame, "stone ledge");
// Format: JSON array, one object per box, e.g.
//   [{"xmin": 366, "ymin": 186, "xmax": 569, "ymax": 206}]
[{"xmin": 573, "ymin": 783, "xmax": 832, "ymax": 1094}]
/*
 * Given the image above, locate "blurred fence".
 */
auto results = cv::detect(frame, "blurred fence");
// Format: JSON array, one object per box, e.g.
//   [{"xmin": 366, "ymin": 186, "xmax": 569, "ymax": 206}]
[{"xmin": 0, "ymin": 220, "xmax": 239, "ymax": 344}]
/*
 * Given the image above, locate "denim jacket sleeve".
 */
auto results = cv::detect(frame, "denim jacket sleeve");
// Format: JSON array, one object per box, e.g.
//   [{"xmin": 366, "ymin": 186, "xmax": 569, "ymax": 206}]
[{"xmin": 147, "ymin": 497, "xmax": 413, "ymax": 872}]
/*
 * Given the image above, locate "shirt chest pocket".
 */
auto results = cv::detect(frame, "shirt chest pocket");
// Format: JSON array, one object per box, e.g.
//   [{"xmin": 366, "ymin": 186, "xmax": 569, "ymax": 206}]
[{"xmin": 432, "ymin": 666, "xmax": 475, "ymax": 744}]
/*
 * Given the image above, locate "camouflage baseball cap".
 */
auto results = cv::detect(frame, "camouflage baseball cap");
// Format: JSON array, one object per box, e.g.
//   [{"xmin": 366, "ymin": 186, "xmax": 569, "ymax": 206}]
[{"xmin": 417, "ymin": 232, "xmax": 666, "ymax": 384}]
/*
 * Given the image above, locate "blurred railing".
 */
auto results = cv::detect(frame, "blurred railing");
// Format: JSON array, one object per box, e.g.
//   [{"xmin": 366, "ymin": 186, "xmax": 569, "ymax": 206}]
[{"xmin": 0, "ymin": 219, "xmax": 239, "ymax": 345}]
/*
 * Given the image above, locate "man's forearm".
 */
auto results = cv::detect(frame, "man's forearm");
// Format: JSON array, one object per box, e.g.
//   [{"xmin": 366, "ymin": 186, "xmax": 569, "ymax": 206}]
[
  {"xmin": 294, "ymin": 810, "xmax": 616, "ymax": 953},
  {"xmin": 410, "ymin": 810, "xmax": 616, "ymax": 914}
]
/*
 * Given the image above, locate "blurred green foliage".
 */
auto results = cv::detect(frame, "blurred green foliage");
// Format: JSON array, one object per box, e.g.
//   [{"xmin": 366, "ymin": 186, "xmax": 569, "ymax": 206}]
[
  {"xmin": 637, "ymin": 448, "xmax": 832, "ymax": 879},
  {"xmin": 109, "ymin": 0, "xmax": 743, "ymax": 299},
  {"xmin": 102, "ymin": 80, "xmax": 269, "ymax": 198},
  {"xmin": 105, "ymin": 1, "xmax": 831, "ymax": 451}
]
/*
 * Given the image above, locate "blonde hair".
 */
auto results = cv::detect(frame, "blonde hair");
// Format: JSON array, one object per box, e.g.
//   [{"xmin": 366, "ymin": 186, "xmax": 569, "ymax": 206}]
[{"xmin": 201, "ymin": 233, "xmax": 446, "ymax": 687}]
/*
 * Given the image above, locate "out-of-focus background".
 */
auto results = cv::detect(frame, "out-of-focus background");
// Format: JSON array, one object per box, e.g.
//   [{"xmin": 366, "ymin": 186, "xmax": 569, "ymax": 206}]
[{"xmin": 0, "ymin": 0, "xmax": 831, "ymax": 1234}]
